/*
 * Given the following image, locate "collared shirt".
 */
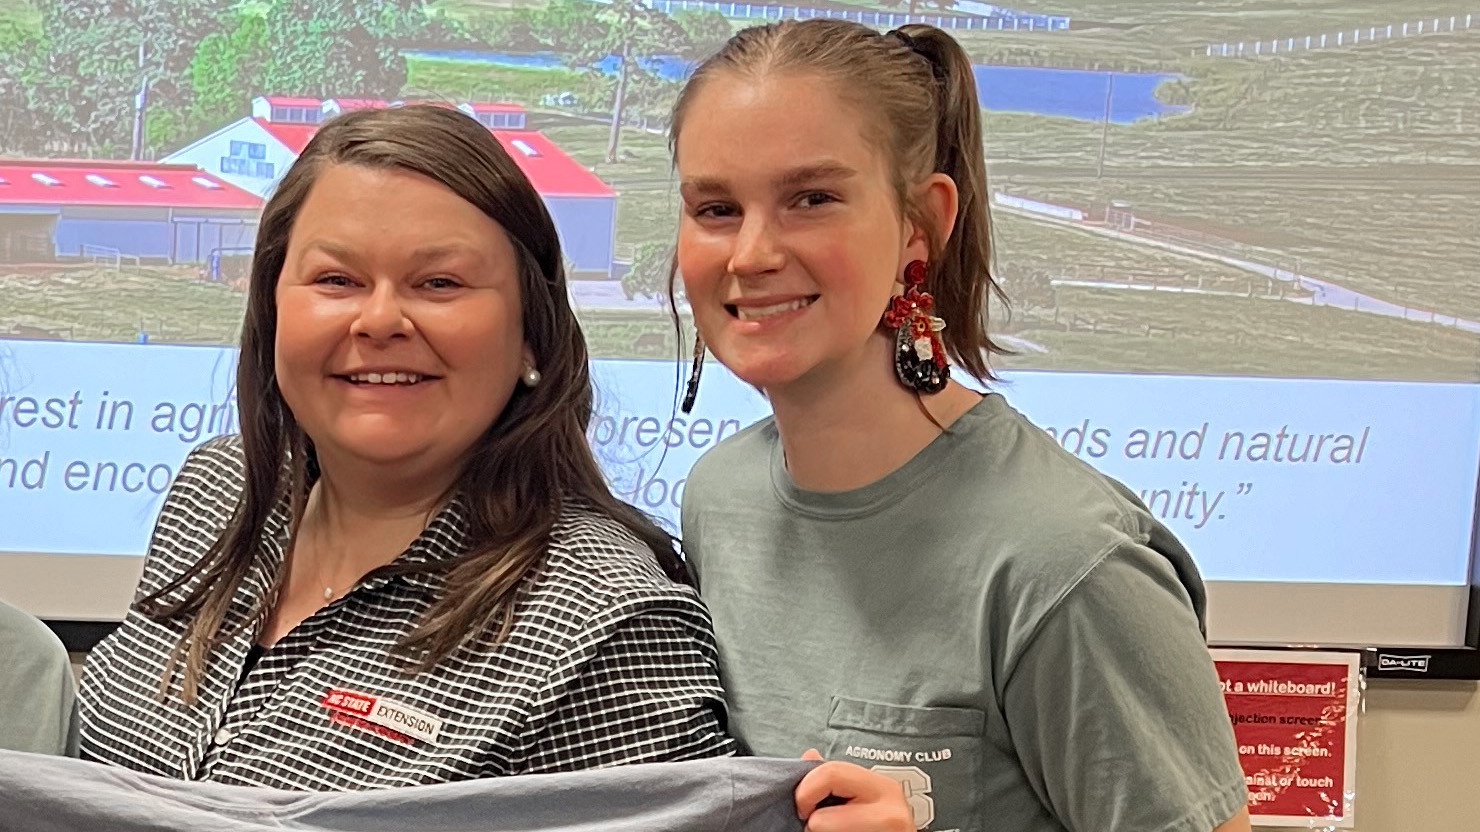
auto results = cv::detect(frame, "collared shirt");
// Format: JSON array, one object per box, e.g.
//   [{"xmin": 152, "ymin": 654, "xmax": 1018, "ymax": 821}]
[{"xmin": 78, "ymin": 435, "xmax": 734, "ymax": 790}]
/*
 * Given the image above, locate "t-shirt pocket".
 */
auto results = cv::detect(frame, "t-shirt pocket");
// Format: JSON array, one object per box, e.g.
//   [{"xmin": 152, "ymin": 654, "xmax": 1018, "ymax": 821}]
[{"xmin": 823, "ymin": 696, "xmax": 985, "ymax": 832}]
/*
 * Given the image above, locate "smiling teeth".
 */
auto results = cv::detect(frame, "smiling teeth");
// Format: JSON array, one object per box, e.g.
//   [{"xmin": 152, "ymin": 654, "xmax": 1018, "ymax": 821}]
[
  {"xmin": 349, "ymin": 372, "xmax": 421, "ymax": 384},
  {"xmin": 736, "ymin": 298, "xmax": 812, "ymax": 322}
]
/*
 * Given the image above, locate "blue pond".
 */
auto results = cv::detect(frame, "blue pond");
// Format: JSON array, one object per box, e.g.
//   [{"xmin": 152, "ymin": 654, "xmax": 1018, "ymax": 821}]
[
  {"xmin": 408, "ymin": 50, "xmax": 1189, "ymax": 123},
  {"xmin": 975, "ymin": 65, "xmax": 1189, "ymax": 123}
]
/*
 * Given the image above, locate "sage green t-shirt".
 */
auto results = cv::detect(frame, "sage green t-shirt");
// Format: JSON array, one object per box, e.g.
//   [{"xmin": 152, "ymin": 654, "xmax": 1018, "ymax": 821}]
[
  {"xmin": 682, "ymin": 394, "xmax": 1247, "ymax": 832},
  {"xmin": 0, "ymin": 599, "xmax": 77, "ymax": 755}
]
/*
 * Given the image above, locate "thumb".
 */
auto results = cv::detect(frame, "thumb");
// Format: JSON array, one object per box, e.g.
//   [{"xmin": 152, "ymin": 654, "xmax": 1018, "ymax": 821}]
[{"xmin": 801, "ymin": 748, "xmax": 825, "ymax": 762}]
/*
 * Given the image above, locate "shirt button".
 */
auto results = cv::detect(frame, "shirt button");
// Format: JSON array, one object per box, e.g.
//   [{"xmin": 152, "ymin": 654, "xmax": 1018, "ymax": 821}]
[{"xmin": 213, "ymin": 728, "xmax": 236, "ymax": 746}]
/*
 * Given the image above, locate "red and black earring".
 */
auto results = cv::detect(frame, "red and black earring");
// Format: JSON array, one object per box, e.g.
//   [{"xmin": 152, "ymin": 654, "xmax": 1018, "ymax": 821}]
[{"xmin": 882, "ymin": 260, "xmax": 949, "ymax": 394}]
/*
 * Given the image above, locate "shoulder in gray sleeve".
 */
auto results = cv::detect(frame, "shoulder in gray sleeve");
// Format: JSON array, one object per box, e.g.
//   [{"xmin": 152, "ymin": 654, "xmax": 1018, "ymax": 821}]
[
  {"xmin": 0, "ymin": 601, "xmax": 76, "ymax": 756},
  {"xmin": 1003, "ymin": 541, "xmax": 1248, "ymax": 832}
]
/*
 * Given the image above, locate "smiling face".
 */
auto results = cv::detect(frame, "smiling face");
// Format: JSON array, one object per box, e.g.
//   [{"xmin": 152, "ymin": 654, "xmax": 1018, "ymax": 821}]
[
  {"xmin": 675, "ymin": 71, "xmax": 934, "ymax": 397},
  {"xmin": 273, "ymin": 163, "xmax": 531, "ymax": 474}
]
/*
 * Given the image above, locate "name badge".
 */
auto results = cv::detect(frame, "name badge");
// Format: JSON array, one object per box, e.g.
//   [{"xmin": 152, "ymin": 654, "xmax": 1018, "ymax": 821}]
[{"xmin": 323, "ymin": 688, "xmax": 443, "ymax": 745}]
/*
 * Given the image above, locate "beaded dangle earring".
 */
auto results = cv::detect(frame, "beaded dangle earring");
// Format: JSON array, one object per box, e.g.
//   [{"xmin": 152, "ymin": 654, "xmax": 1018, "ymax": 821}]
[
  {"xmin": 680, "ymin": 332, "xmax": 705, "ymax": 413},
  {"xmin": 881, "ymin": 260, "xmax": 949, "ymax": 394}
]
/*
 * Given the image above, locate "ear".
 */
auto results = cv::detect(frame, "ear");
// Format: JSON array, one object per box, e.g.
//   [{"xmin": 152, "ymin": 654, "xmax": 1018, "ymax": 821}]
[
  {"xmin": 521, "ymin": 342, "xmax": 537, "ymax": 372},
  {"xmin": 903, "ymin": 173, "xmax": 960, "ymax": 265}
]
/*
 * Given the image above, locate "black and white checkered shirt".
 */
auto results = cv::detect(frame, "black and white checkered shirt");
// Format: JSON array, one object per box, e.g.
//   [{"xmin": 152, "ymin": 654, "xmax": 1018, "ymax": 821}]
[{"xmin": 77, "ymin": 435, "xmax": 735, "ymax": 790}]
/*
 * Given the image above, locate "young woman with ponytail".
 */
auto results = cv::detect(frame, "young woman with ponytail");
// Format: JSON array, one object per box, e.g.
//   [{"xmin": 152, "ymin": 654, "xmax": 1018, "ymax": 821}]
[{"xmin": 670, "ymin": 20, "xmax": 1252, "ymax": 832}]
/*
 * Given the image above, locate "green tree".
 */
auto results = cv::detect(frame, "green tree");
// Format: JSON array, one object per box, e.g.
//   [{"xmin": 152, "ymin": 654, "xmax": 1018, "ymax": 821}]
[
  {"xmin": 622, "ymin": 241, "xmax": 677, "ymax": 300},
  {"xmin": 255, "ymin": 0, "xmax": 465, "ymax": 99},
  {"xmin": 622, "ymin": 69, "xmax": 680, "ymax": 132},
  {"xmin": 259, "ymin": 1, "xmax": 407, "ymax": 98},
  {"xmin": 0, "ymin": 21, "xmax": 46, "ymax": 154},
  {"xmin": 595, "ymin": 1, "xmax": 687, "ymax": 163},
  {"xmin": 528, "ymin": 0, "xmax": 686, "ymax": 163},
  {"xmin": 465, "ymin": 8, "xmax": 540, "ymax": 53},
  {"xmin": 997, "ymin": 264, "xmax": 1057, "ymax": 318},
  {"xmin": 33, "ymin": 0, "xmax": 233, "ymax": 157},
  {"xmin": 524, "ymin": 0, "xmax": 609, "ymax": 54},
  {"xmin": 672, "ymin": 11, "xmax": 730, "ymax": 60},
  {"xmin": 188, "ymin": 11, "xmax": 268, "ymax": 135}
]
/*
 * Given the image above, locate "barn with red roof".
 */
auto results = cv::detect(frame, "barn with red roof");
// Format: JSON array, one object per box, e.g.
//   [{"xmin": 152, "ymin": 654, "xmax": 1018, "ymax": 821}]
[
  {"xmin": 163, "ymin": 96, "xmax": 619, "ymax": 277},
  {"xmin": 0, "ymin": 161, "xmax": 259, "ymax": 264},
  {"xmin": 322, "ymin": 98, "xmax": 391, "ymax": 118},
  {"xmin": 459, "ymin": 102, "xmax": 530, "ymax": 130},
  {"xmin": 252, "ymin": 95, "xmax": 325, "ymax": 124}
]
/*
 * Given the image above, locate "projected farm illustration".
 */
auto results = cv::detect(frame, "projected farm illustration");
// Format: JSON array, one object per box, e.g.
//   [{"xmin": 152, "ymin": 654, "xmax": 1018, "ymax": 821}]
[{"xmin": 0, "ymin": 0, "xmax": 1476, "ymax": 381}]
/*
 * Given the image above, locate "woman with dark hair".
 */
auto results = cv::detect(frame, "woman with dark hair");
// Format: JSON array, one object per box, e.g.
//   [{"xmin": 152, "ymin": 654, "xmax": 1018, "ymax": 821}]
[{"xmin": 76, "ymin": 105, "xmax": 733, "ymax": 789}]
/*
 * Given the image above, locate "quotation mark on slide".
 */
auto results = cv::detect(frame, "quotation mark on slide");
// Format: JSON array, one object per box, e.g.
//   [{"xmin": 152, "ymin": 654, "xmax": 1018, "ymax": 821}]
[{"xmin": 1214, "ymin": 483, "xmax": 1255, "ymax": 521}]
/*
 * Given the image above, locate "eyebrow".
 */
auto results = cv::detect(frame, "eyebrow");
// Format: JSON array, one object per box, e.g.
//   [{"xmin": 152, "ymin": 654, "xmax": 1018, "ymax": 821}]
[
  {"xmin": 300, "ymin": 240, "xmax": 476, "ymax": 266},
  {"xmin": 776, "ymin": 162, "xmax": 857, "ymax": 190},
  {"xmin": 680, "ymin": 161, "xmax": 859, "ymax": 198}
]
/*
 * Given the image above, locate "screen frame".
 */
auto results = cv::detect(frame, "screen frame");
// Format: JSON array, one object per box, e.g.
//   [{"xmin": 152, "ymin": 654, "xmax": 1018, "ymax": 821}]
[
  {"xmin": 1361, "ymin": 575, "xmax": 1480, "ymax": 679},
  {"xmin": 1356, "ymin": 456, "xmax": 1480, "ymax": 679}
]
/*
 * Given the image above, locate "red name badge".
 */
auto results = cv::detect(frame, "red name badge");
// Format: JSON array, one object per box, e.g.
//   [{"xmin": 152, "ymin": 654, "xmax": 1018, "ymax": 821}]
[{"xmin": 322, "ymin": 688, "xmax": 443, "ymax": 746}]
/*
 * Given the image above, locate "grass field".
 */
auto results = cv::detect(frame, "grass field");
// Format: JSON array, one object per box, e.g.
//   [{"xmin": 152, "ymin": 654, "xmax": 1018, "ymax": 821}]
[
  {"xmin": 0, "ymin": 265, "xmax": 698, "ymax": 362},
  {"xmin": 980, "ymin": 0, "xmax": 1477, "ymax": 52},
  {"xmin": 404, "ymin": 57, "xmax": 612, "ymax": 108},
  {"xmin": 1018, "ymin": 177, "xmax": 1480, "ymax": 320},
  {"xmin": 972, "ymin": 18, "xmax": 1480, "ymax": 325},
  {"xmin": 978, "ymin": 47, "xmax": 1480, "ymax": 175},
  {"xmin": 521, "ymin": 112, "xmax": 1480, "ymax": 338},
  {"xmin": 538, "ymin": 118, "xmax": 676, "ymax": 182},
  {"xmin": 993, "ymin": 214, "xmax": 1480, "ymax": 382},
  {"xmin": 1006, "ymin": 289, "xmax": 1480, "ymax": 381},
  {"xmin": 983, "ymin": 38, "xmax": 1480, "ymax": 320},
  {"xmin": 0, "ymin": 267, "xmax": 246, "ymax": 345},
  {"xmin": 8, "ymin": 199, "xmax": 1475, "ymax": 382},
  {"xmin": 408, "ymin": 18, "xmax": 1479, "ymax": 327}
]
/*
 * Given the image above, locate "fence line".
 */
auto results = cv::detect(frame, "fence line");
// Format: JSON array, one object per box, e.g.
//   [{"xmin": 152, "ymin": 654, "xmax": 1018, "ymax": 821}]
[
  {"xmin": 79, "ymin": 244, "xmax": 143, "ymax": 270},
  {"xmin": 1203, "ymin": 14, "xmax": 1475, "ymax": 58},
  {"xmin": 997, "ymin": 190, "xmax": 1480, "ymax": 334},
  {"xmin": 82, "ymin": 244, "xmax": 120, "ymax": 270},
  {"xmin": 642, "ymin": 0, "xmax": 1071, "ymax": 32}
]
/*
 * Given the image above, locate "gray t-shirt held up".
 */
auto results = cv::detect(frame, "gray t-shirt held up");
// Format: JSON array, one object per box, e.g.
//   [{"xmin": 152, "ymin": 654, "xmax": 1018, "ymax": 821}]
[{"xmin": 0, "ymin": 750, "xmax": 811, "ymax": 832}]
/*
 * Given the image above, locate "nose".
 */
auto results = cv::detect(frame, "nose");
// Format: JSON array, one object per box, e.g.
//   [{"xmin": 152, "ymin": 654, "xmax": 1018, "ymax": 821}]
[
  {"xmin": 727, "ymin": 214, "xmax": 786, "ymax": 278},
  {"xmin": 349, "ymin": 282, "xmax": 413, "ymax": 342}
]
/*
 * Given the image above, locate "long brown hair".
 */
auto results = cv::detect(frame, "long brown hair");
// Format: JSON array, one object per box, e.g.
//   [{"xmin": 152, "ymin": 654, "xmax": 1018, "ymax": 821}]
[
  {"xmin": 670, "ymin": 19, "xmax": 1008, "ymax": 381},
  {"xmin": 140, "ymin": 105, "xmax": 682, "ymax": 703}
]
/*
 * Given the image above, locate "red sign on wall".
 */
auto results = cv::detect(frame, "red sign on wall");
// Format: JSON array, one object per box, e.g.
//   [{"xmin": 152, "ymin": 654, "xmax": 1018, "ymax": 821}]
[{"xmin": 1211, "ymin": 650, "xmax": 1360, "ymax": 828}]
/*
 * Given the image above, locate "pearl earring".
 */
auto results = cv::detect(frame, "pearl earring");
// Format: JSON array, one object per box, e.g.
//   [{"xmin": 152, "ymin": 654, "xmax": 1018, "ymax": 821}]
[{"xmin": 522, "ymin": 366, "xmax": 542, "ymax": 387}]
